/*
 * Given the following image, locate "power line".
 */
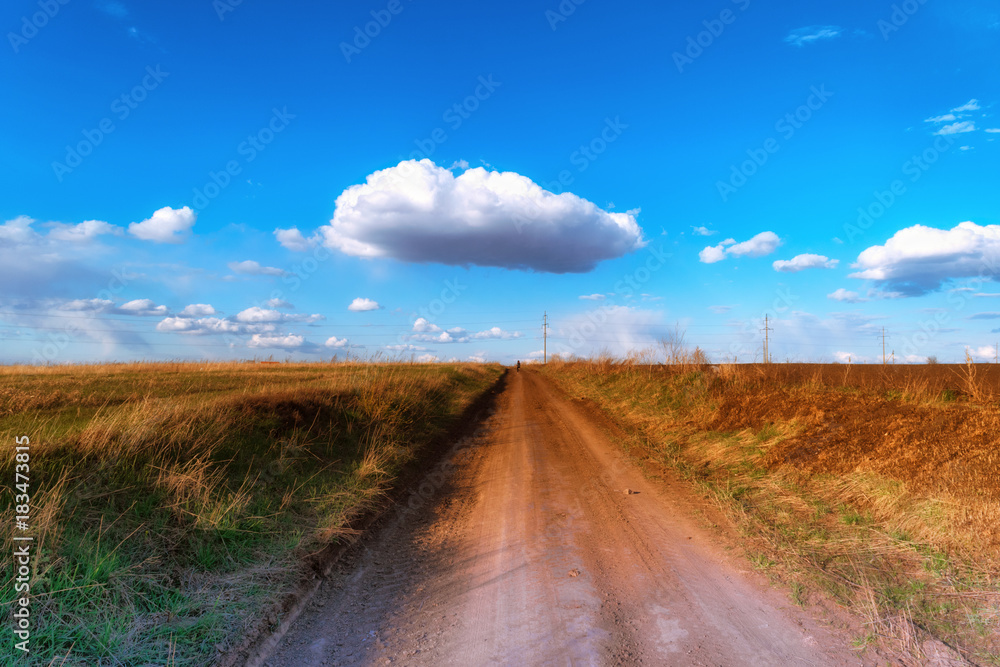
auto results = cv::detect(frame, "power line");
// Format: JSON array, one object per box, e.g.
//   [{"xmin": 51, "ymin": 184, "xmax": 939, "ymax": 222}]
[
  {"xmin": 0, "ymin": 310, "xmax": 911, "ymax": 336},
  {"xmin": 761, "ymin": 314, "xmax": 773, "ymax": 364},
  {"xmin": 0, "ymin": 310, "xmax": 540, "ymax": 327},
  {"xmin": 543, "ymin": 311, "xmax": 548, "ymax": 364}
]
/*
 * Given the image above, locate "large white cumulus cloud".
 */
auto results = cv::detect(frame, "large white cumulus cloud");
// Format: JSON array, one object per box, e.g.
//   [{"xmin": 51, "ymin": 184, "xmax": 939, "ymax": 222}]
[
  {"xmin": 850, "ymin": 221, "xmax": 1000, "ymax": 295},
  {"xmin": 317, "ymin": 160, "xmax": 645, "ymax": 273}
]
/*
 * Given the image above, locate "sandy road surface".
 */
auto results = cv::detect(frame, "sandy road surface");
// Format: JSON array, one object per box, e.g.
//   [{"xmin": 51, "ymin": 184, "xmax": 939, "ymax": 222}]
[{"xmin": 267, "ymin": 370, "xmax": 865, "ymax": 666}]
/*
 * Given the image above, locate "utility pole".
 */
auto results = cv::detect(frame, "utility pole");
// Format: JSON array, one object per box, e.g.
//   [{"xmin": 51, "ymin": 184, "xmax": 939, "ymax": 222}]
[
  {"xmin": 761, "ymin": 315, "xmax": 773, "ymax": 364},
  {"xmin": 995, "ymin": 342, "xmax": 998, "ymax": 364},
  {"xmin": 879, "ymin": 327, "xmax": 888, "ymax": 365},
  {"xmin": 543, "ymin": 311, "xmax": 548, "ymax": 364}
]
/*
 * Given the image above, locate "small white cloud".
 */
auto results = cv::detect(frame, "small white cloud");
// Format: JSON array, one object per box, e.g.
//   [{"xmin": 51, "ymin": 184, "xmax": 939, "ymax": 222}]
[
  {"xmin": 325, "ymin": 336, "xmax": 350, "ymax": 348},
  {"xmin": 449, "ymin": 160, "xmax": 470, "ymax": 170},
  {"xmin": 128, "ymin": 206, "xmax": 196, "ymax": 244},
  {"xmin": 46, "ymin": 219, "xmax": 121, "ymax": 242},
  {"xmin": 986, "ymin": 128, "xmax": 1000, "ymax": 134},
  {"xmin": 952, "ymin": 99, "xmax": 981, "ymax": 113},
  {"xmin": 471, "ymin": 326, "xmax": 521, "ymax": 340},
  {"xmin": 415, "ymin": 353, "xmax": 439, "ymax": 363},
  {"xmin": 785, "ymin": 25, "xmax": 842, "ymax": 47},
  {"xmin": 60, "ymin": 298, "xmax": 115, "ymax": 312},
  {"xmin": 0, "ymin": 216, "xmax": 38, "ymax": 244},
  {"xmin": 264, "ymin": 298, "xmax": 293, "ymax": 309},
  {"xmin": 692, "ymin": 226, "xmax": 716, "ymax": 236},
  {"xmin": 935, "ymin": 121, "xmax": 976, "ymax": 136},
  {"xmin": 412, "ymin": 317, "xmax": 441, "ymax": 333},
  {"xmin": 728, "ymin": 232, "xmax": 782, "ymax": 258},
  {"xmin": 925, "ymin": 113, "xmax": 957, "ymax": 123},
  {"xmin": 156, "ymin": 317, "xmax": 256, "ymax": 335},
  {"xmin": 700, "ymin": 232, "xmax": 781, "ymax": 264},
  {"xmin": 385, "ymin": 344, "xmax": 428, "ymax": 352},
  {"xmin": 118, "ymin": 299, "xmax": 168, "ymax": 316},
  {"xmin": 347, "ymin": 297, "xmax": 381, "ymax": 312},
  {"xmin": 579, "ymin": 294, "xmax": 606, "ymax": 301},
  {"xmin": 828, "ymin": 288, "xmax": 868, "ymax": 303},
  {"xmin": 708, "ymin": 305, "xmax": 732, "ymax": 314},
  {"xmin": 230, "ymin": 307, "xmax": 321, "ymax": 324},
  {"xmin": 179, "ymin": 303, "xmax": 216, "ymax": 317},
  {"xmin": 772, "ymin": 254, "xmax": 839, "ymax": 272},
  {"xmin": 274, "ymin": 227, "xmax": 317, "ymax": 252},
  {"xmin": 248, "ymin": 334, "xmax": 304, "ymax": 349},
  {"xmin": 467, "ymin": 354, "xmax": 487, "ymax": 363},
  {"xmin": 698, "ymin": 244, "xmax": 728, "ymax": 264},
  {"xmin": 833, "ymin": 351, "xmax": 855, "ymax": 363},
  {"xmin": 967, "ymin": 345, "xmax": 995, "ymax": 361},
  {"xmin": 235, "ymin": 307, "xmax": 283, "ymax": 323},
  {"xmin": 228, "ymin": 260, "xmax": 289, "ymax": 277},
  {"xmin": 407, "ymin": 318, "xmax": 520, "ymax": 344}
]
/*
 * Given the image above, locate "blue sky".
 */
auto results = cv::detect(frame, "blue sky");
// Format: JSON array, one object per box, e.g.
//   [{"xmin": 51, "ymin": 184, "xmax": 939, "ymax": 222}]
[{"xmin": 2, "ymin": 0, "xmax": 999, "ymax": 364}]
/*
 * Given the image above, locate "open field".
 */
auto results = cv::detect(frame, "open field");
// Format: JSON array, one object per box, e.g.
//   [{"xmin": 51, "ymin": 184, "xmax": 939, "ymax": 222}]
[
  {"xmin": 5, "ymin": 359, "xmax": 998, "ymax": 665},
  {"xmin": 0, "ymin": 361, "xmax": 503, "ymax": 665},
  {"xmin": 540, "ymin": 359, "xmax": 1000, "ymax": 664}
]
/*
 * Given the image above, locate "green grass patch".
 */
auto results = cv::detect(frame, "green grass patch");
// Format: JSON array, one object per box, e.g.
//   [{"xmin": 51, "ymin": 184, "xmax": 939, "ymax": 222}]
[{"xmin": 1, "ymin": 362, "xmax": 502, "ymax": 665}]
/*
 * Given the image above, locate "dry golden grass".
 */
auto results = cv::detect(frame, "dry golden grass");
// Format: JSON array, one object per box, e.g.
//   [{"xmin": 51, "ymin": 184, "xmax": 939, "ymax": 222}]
[{"xmin": 542, "ymin": 355, "xmax": 1000, "ymax": 664}]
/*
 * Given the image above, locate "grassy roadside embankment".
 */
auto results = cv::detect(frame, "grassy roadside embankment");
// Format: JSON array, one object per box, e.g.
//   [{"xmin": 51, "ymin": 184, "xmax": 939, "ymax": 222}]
[
  {"xmin": 540, "ymin": 359, "xmax": 1000, "ymax": 665},
  {"xmin": 1, "ymin": 361, "xmax": 503, "ymax": 665}
]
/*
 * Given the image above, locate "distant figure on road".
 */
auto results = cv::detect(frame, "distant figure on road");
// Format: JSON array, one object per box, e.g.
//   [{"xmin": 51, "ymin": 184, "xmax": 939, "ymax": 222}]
[{"xmin": 516, "ymin": 360, "xmax": 521, "ymax": 372}]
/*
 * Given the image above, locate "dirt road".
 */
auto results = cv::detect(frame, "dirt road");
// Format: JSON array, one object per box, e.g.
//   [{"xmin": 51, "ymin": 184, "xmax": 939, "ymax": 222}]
[{"xmin": 266, "ymin": 370, "xmax": 865, "ymax": 665}]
